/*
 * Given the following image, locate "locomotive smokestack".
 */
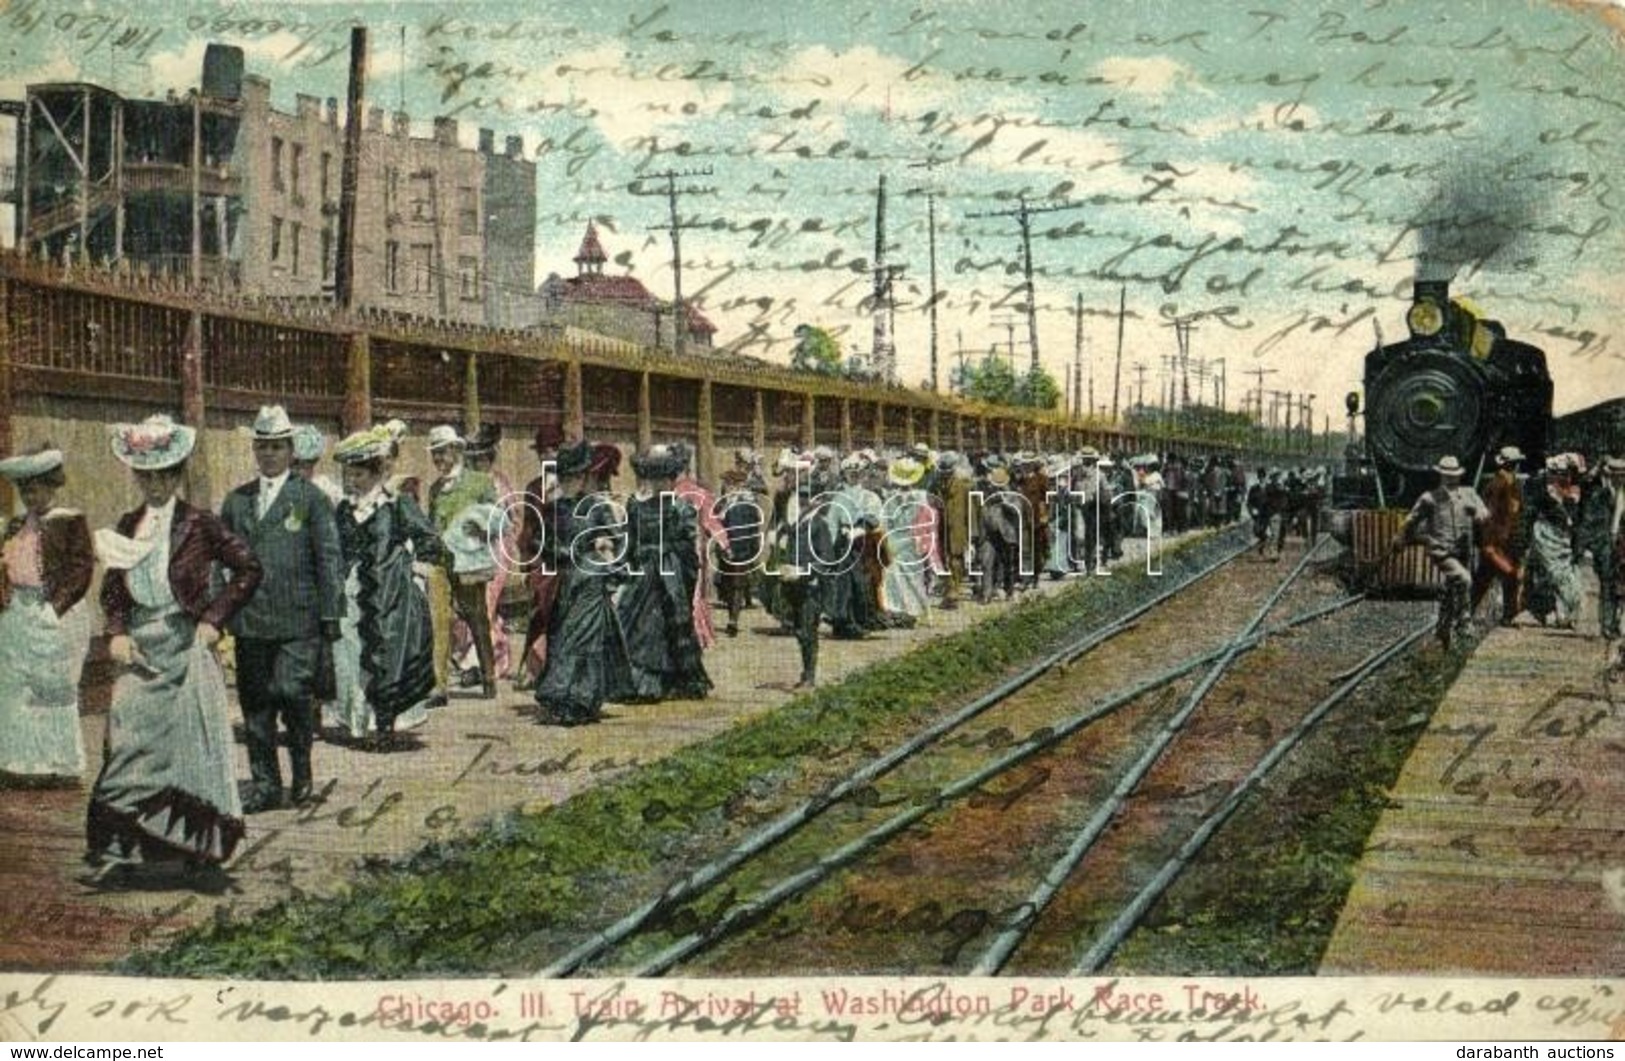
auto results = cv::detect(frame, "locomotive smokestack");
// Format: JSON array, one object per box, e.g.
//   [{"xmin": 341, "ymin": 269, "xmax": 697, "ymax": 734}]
[{"xmin": 1413, "ymin": 278, "xmax": 1449, "ymax": 305}]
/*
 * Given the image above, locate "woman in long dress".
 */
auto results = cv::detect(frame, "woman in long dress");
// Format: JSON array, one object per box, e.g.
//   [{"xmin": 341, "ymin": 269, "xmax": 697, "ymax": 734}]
[
  {"xmin": 87, "ymin": 415, "xmax": 262, "ymax": 876},
  {"xmin": 534, "ymin": 439, "xmax": 634, "ymax": 725},
  {"xmin": 879, "ymin": 456, "xmax": 933, "ymax": 623},
  {"xmin": 0, "ymin": 448, "xmax": 94, "ymax": 785},
  {"xmin": 329, "ymin": 427, "xmax": 447, "ymax": 743},
  {"xmin": 618, "ymin": 446, "xmax": 712, "ymax": 701},
  {"xmin": 1525, "ymin": 455, "xmax": 1584, "ymax": 628}
]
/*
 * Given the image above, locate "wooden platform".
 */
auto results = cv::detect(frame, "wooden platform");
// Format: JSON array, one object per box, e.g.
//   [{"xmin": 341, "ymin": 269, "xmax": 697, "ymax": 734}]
[{"xmin": 1322, "ymin": 570, "xmax": 1625, "ymax": 975}]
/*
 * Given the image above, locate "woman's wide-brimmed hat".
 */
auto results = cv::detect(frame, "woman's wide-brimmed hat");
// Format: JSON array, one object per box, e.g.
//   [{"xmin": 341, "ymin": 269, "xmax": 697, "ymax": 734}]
[
  {"xmin": 0, "ymin": 447, "xmax": 64, "ymax": 483},
  {"xmin": 987, "ymin": 466, "xmax": 1012, "ymax": 488},
  {"xmin": 292, "ymin": 424, "xmax": 327, "ymax": 463},
  {"xmin": 888, "ymin": 457, "xmax": 926, "ymax": 487},
  {"xmin": 631, "ymin": 444, "xmax": 679, "ymax": 480},
  {"xmin": 334, "ymin": 425, "xmax": 395, "ymax": 465},
  {"xmin": 555, "ymin": 438, "xmax": 593, "ymax": 478},
  {"xmin": 111, "ymin": 415, "xmax": 195, "ymax": 471},
  {"xmin": 465, "ymin": 423, "xmax": 501, "ymax": 458},
  {"xmin": 589, "ymin": 442, "xmax": 623, "ymax": 480}
]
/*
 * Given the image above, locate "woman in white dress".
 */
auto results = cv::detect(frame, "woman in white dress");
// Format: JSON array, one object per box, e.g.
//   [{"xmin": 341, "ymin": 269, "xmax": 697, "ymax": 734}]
[
  {"xmin": 86, "ymin": 416, "xmax": 262, "ymax": 878},
  {"xmin": 0, "ymin": 448, "xmax": 94, "ymax": 785},
  {"xmin": 879, "ymin": 456, "xmax": 933, "ymax": 623}
]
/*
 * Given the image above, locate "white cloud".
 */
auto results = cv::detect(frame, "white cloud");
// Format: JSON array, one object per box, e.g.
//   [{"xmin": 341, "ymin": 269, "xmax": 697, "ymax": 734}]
[
  {"xmin": 146, "ymin": 33, "xmax": 330, "ymax": 95},
  {"xmin": 1090, "ymin": 55, "xmax": 1203, "ymax": 98},
  {"xmin": 540, "ymin": 42, "xmax": 734, "ymax": 148}
]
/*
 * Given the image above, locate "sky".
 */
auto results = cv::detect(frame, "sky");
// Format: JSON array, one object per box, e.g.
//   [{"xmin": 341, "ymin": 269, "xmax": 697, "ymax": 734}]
[{"xmin": 2, "ymin": 0, "xmax": 1623, "ymax": 418}]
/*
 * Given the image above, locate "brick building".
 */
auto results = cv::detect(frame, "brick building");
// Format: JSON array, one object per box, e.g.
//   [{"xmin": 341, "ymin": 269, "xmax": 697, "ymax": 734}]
[
  {"xmin": 2, "ymin": 44, "xmax": 537, "ymax": 327},
  {"xmin": 538, "ymin": 221, "xmax": 716, "ymax": 349}
]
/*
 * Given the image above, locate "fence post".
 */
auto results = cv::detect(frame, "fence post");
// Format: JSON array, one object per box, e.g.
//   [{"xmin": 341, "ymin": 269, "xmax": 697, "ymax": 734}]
[
  {"xmin": 840, "ymin": 397, "xmax": 853, "ymax": 452},
  {"xmin": 464, "ymin": 350, "xmax": 481, "ymax": 434},
  {"xmin": 343, "ymin": 332, "xmax": 372, "ymax": 434},
  {"xmin": 638, "ymin": 371, "xmax": 653, "ymax": 451},
  {"xmin": 752, "ymin": 388, "xmax": 766, "ymax": 455},
  {"xmin": 800, "ymin": 393, "xmax": 816, "ymax": 450},
  {"xmin": 874, "ymin": 402, "xmax": 886, "ymax": 449},
  {"xmin": 696, "ymin": 378, "xmax": 716, "ymax": 486},
  {"xmin": 181, "ymin": 309, "xmax": 211, "ymax": 508},
  {"xmin": 564, "ymin": 357, "xmax": 584, "ymax": 440},
  {"xmin": 930, "ymin": 408, "xmax": 941, "ymax": 450}
]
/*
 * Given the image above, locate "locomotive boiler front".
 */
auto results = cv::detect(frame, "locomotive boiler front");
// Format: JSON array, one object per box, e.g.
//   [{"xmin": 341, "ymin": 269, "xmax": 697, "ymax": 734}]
[
  {"xmin": 1337, "ymin": 280, "xmax": 1553, "ymax": 595},
  {"xmin": 1360, "ymin": 279, "xmax": 1550, "ymax": 509}
]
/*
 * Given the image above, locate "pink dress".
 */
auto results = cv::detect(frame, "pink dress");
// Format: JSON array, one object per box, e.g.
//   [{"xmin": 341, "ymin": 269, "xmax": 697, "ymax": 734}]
[{"xmin": 674, "ymin": 474, "xmax": 726, "ymax": 650}]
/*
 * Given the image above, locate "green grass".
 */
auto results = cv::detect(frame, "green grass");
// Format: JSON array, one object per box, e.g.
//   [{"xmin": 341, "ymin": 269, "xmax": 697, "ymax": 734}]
[{"xmin": 129, "ymin": 531, "xmax": 1240, "ymax": 979}]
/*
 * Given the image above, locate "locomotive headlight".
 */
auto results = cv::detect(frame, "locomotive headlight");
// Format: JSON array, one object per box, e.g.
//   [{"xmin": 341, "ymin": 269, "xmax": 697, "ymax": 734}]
[{"xmin": 1407, "ymin": 300, "xmax": 1445, "ymax": 337}]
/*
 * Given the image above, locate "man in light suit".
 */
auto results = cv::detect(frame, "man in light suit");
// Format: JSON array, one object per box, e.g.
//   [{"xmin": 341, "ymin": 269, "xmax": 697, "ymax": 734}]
[{"xmin": 221, "ymin": 405, "xmax": 343, "ymax": 812}]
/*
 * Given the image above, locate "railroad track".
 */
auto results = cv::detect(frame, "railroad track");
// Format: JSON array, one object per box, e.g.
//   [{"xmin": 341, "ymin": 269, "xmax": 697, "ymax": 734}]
[{"xmin": 538, "ymin": 532, "xmax": 1432, "ymax": 976}]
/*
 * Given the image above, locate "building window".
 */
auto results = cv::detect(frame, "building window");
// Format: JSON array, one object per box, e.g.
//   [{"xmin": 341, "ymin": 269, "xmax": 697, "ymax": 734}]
[
  {"xmin": 320, "ymin": 151, "xmax": 332, "ymax": 204},
  {"xmin": 458, "ymin": 256, "xmax": 480, "ymax": 300},
  {"xmin": 384, "ymin": 166, "xmax": 399, "ymax": 216},
  {"xmin": 271, "ymin": 137, "xmax": 285, "ymax": 192},
  {"xmin": 458, "ymin": 187, "xmax": 479, "ymax": 235},
  {"xmin": 291, "ymin": 143, "xmax": 304, "ymax": 201},
  {"xmin": 385, "ymin": 240, "xmax": 401, "ymax": 292},
  {"xmin": 271, "ymin": 216, "xmax": 283, "ymax": 262},
  {"xmin": 410, "ymin": 243, "xmax": 433, "ymax": 294},
  {"xmin": 409, "ymin": 172, "xmax": 434, "ymax": 222},
  {"xmin": 290, "ymin": 222, "xmax": 302, "ymax": 276},
  {"xmin": 321, "ymin": 228, "xmax": 333, "ymax": 282}
]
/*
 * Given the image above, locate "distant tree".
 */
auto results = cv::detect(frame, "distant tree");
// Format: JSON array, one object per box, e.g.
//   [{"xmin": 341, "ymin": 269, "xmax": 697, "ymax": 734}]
[
  {"xmin": 1018, "ymin": 366, "xmax": 1062, "ymax": 410},
  {"xmin": 963, "ymin": 354, "xmax": 1018, "ymax": 405},
  {"xmin": 791, "ymin": 324, "xmax": 844, "ymax": 376}
]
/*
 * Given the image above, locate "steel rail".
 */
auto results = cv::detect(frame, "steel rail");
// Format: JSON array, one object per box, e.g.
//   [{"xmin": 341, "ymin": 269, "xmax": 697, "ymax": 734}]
[
  {"xmin": 1070, "ymin": 621, "xmax": 1432, "ymax": 972},
  {"xmin": 538, "ymin": 535, "xmax": 1255, "ymax": 977},
  {"xmin": 970, "ymin": 535, "xmax": 1329, "ymax": 974},
  {"xmin": 628, "ymin": 585, "xmax": 1362, "ymax": 977}
]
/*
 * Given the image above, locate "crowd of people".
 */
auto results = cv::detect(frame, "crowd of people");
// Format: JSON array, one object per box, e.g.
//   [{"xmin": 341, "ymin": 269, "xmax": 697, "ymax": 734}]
[
  {"xmin": 1393, "ymin": 445, "xmax": 1625, "ymax": 664},
  {"xmin": 0, "ymin": 406, "xmax": 1274, "ymax": 884}
]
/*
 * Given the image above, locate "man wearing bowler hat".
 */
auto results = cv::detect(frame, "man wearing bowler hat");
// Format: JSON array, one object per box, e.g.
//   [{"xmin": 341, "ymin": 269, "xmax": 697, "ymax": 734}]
[
  {"xmin": 1392, "ymin": 454, "xmax": 1488, "ymax": 649},
  {"xmin": 221, "ymin": 405, "xmax": 344, "ymax": 811}
]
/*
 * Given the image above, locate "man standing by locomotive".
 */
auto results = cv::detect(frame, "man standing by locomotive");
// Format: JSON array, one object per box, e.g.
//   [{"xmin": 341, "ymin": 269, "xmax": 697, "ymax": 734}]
[
  {"xmin": 1471, "ymin": 446, "xmax": 1528, "ymax": 627},
  {"xmin": 1392, "ymin": 455, "xmax": 1489, "ymax": 648}
]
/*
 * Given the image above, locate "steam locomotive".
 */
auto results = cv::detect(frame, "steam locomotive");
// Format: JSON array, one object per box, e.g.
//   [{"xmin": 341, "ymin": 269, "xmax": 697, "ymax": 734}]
[{"xmin": 1332, "ymin": 279, "xmax": 1553, "ymax": 591}]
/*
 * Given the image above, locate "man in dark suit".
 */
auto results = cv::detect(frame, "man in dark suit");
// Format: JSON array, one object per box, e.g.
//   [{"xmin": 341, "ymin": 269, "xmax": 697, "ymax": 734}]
[{"xmin": 220, "ymin": 405, "xmax": 343, "ymax": 812}]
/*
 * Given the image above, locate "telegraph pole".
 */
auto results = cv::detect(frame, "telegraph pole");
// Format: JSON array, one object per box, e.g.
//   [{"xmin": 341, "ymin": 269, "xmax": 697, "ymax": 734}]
[
  {"xmin": 908, "ymin": 150, "xmax": 951, "ymax": 392},
  {"xmin": 1247, "ymin": 366, "xmax": 1278, "ymax": 424},
  {"xmin": 335, "ymin": 27, "xmax": 367, "ymax": 310},
  {"xmin": 966, "ymin": 193, "xmax": 1084, "ymax": 377},
  {"xmin": 1073, "ymin": 292, "xmax": 1085, "ymax": 420},
  {"xmin": 1112, "ymin": 285, "xmax": 1126, "ymax": 423},
  {"xmin": 638, "ymin": 166, "xmax": 714, "ymax": 357},
  {"xmin": 1131, "ymin": 361, "xmax": 1150, "ymax": 411}
]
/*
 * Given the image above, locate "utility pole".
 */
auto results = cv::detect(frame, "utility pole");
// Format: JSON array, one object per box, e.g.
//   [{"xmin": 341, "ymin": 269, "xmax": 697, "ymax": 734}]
[
  {"xmin": 1131, "ymin": 361, "xmax": 1150, "ymax": 411},
  {"xmin": 908, "ymin": 150, "xmax": 951, "ymax": 392},
  {"xmin": 966, "ymin": 193, "xmax": 1084, "ymax": 377},
  {"xmin": 1073, "ymin": 292, "xmax": 1085, "ymax": 421},
  {"xmin": 1247, "ymin": 366, "xmax": 1278, "ymax": 424},
  {"xmin": 335, "ymin": 26, "xmax": 367, "ymax": 311},
  {"xmin": 870, "ymin": 174, "xmax": 895, "ymax": 384},
  {"xmin": 1112, "ymin": 285, "xmax": 1126, "ymax": 423},
  {"xmin": 638, "ymin": 166, "xmax": 714, "ymax": 357}
]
